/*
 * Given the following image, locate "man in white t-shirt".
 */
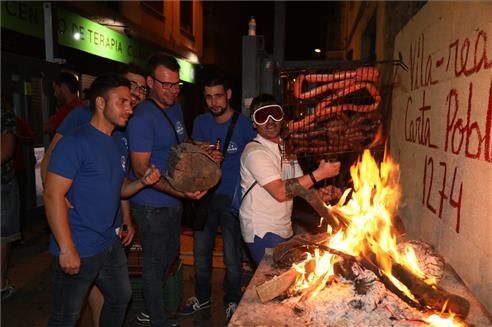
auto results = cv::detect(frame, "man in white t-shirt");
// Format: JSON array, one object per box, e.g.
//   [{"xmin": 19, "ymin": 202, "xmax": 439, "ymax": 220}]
[{"xmin": 239, "ymin": 94, "xmax": 341, "ymax": 264}]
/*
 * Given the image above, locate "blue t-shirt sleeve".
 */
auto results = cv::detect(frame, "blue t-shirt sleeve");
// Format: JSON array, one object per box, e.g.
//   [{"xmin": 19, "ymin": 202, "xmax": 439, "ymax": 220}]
[
  {"xmin": 179, "ymin": 108, "xmax": 188, "ymax": 140},
  {"xmin": 57, "ymin": 106, "xmax": 91, "ymax": 135},
  {"xmin": 128, "ymin": 110, "xmax": 154, "ymax": 152},
  {"xmin": 48, "ymin": 136, "xmax": 83, "ymax": 180},
  {"xmin": 247, "ymin": 122, "xmax": 257, "ymax": 140},
  {"xmin": 191, "ymin": 115, "xmax": 206, "ymax": 141},
  {"xmin": 241, "ymin": 116, "xmax": 257, "ymax": 142}
]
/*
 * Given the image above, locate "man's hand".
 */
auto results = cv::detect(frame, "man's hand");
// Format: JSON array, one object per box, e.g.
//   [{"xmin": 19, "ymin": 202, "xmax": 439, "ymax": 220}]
[
  {"xmin": 59, "ymin": 245, "xmax": 81, "ymax": 275},
  {"xmin": 314, "ymin": 160, "xmax": 341, "ymax": 181},
  {"xmin": 119, "ymin": 222, "xmax": 135, "ymax": 246},
  {"xmin": 318, "ymin": 185, "xmax": 342, "ymax": 203},
  {"xmin": 183, "ymin": 190, "xmax": 208, "ymax": 200},
  {"xmin": 141, "ymin": 165, "xmax": 161, "ymax": 186},
  {"xmin": 198, "ymin": 143, "xmax": 223, "ymax": 164},
  {"xmin": 209, "ymin": 149, "xmax": 224, "ymax": 165}
]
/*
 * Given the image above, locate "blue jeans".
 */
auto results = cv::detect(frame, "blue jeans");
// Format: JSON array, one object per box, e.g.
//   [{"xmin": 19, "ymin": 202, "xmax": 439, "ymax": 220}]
[
  {"xmin": 131, "ymin": 203, "xmax": 182, "ymax": 327},
  {"xmin": 247, "ymin": 232, "xmax": 291, "ymax": 264},
  {"xmin": 48, "ymin": 239, "xmax": 131, "ymax": 327},
  {"xmin": 194, "ymin": 194, "xmax": 242, "ymax": 305}
]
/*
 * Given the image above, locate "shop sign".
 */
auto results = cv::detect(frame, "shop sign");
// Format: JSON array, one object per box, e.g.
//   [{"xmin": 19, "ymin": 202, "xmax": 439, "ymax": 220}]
[
  {"xmin": 1, "ymin": 1, "xmax": 44, "ymax": 38},
  {"xmin": 55, "ymin": 8, "xmax": 146, "ymax": 63},
  {"xmin": 1, "ymin": 2, "xmax": 195, "ymax": 83}
]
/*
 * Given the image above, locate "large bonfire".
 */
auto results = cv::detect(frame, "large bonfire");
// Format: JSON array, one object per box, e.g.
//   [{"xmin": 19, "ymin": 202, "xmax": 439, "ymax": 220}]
[{"xmin": 289, "ymin": 149, "xmax": 465, "ymax": 326}]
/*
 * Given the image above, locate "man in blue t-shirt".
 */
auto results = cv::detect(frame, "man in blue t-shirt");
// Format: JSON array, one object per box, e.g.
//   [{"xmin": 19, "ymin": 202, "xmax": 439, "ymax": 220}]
[
  {"xmin": 176, "ymin": 76, "xmax": 256, "ymax": 322},
  {"xmin": 44, "ymin": 74, "xmax": 160, "ymax": 326},
  {"xmin": 126, "ymin": 53, "xmax": 206, "ymax": 327}
]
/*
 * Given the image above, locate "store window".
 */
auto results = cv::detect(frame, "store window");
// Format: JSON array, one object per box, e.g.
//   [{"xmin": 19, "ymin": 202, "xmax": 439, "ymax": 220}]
[{"xmin": 180, "ymin": 0, "xmax": 193, "ymax": 38}]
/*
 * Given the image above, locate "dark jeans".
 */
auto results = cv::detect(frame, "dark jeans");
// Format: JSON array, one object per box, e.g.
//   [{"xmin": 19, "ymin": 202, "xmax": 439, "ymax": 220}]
[
  {"xmin": 48, "ymin": 239, "xmax": 131, "ymax": 327},
  {"xmin": 194, "ymin": 194, "xmax": 242, "ymax": 305},
  {"xmin": 132, "ymin": 203, "xmax": 182, "ymax": 327}
]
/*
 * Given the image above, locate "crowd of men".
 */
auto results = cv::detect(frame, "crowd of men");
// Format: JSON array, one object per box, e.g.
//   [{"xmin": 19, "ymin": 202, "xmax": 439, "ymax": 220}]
[{"xmin": 30, "ymin": 52, "xmax": 341, "ymax": 327}]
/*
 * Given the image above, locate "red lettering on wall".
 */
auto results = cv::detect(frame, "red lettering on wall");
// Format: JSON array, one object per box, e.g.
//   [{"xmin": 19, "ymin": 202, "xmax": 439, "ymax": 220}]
[
  {"xmin": 438, "ymin": 162, "xmax": 448, "ymax": 218},
  {"xmin": 409, "ymin": 33, "xmax": 438, "ymax": 91},
  {"xmin": 422, "ymin": 155, "xmax": 463, "ymax": 233},
  {"xmin": 425, "ymin": 156, "xmax": 437, "ymax": 214},
  {"xmin": 445, "ymin": 82, "xmax": 492, "ymax": 163},
  {"xmin": 449, "ymin": 167, "xmax": 463, "ymax": 233},
  {"xmin": 404, "ymin": 91, "xmax": 438, "ymax": 148},
  {"xmin": 486, "ymin": 80, "xmax": 492, "ymax": 162},
  {"xmin": 446, "ymin": 29, "xmax": 492, "ymax": 78}
]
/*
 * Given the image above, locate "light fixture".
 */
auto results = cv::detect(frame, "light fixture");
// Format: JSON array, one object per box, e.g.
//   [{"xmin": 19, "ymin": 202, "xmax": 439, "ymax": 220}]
[
  {"xmin": 314, "ymin": 48, "xmax": 321, "ymax": 53},
  {"xmin": 73, "ymin": 32, "xmax": 81, "ymax": 40}
]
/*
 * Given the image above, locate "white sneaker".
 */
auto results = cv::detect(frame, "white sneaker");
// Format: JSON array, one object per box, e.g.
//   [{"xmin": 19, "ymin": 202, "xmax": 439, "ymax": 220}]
[
  {"xmin": 136, "ymin": 311, "xmax": 150, "ymax": 326},
  {"xmin": 225, "ymin": 302, "xmax": 238, "ymax": 322}
]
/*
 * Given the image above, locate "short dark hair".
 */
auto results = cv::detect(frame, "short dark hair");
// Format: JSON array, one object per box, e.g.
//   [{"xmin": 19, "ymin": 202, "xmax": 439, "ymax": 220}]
[
  {"xmin": 118, "ymin": 62, "xmax": 149, "ymax": 78},
  {"xmin": 88, "ymin": 73, "xmax": 131, "ymax": 113},
  {"xmin": 148, "ymin": 53, "xmax": 180, "ymax": 75},
  {"xmin": 204, "ymin": 75, "xmax": 230, "ymax": 92},
  {"xmin": 54, "ymin": 72, "xmax": 79, "ymax": 94},
  {"xmin": 249, "ymin": 93, "xmax": 279, "ymax": 115}
]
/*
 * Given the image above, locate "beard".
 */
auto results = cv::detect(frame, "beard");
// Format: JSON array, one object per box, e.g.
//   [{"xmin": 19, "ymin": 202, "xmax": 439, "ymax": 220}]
[{"xmin": 209, "ymin": 106, "xmax": 227, "ymax": 117}]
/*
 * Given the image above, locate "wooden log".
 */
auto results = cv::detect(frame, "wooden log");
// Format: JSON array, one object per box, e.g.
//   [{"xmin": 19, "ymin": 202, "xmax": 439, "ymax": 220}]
[
  {"xmin": 358, "ymin": 255, "xmax": 470, "ymax": 318},
  {"xmin": 256, "ymin": 268, "xmax": 300, "ymax": 303},
  {"xmin": 272, "ymin": 234, "xmax": 328, "ymax": 269},
  {"xmin": 298, "ymin": 239, "xmax": 354, "ymax": 261},
  {"xmin": 286, "ymin": 180, "xmax": 348, "ymax": 230}
]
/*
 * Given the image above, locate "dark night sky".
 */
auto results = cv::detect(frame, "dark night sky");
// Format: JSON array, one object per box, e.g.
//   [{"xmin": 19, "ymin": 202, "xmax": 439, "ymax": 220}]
[{"xmin": 201, "ymin": 1, "xmax": 341, "ymax": 97}]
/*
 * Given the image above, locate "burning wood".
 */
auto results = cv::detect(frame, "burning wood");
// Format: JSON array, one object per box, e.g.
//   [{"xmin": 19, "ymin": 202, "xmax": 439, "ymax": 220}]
[
  {"xmin": 254, "ymin": 149, "xmax": 472, "ymax": 326},
  {"xmin": 285, "ymin": 180, "xmax": 347, "ymax": 230},
  {"xmin": 261, "ymin": 235, "xmax": 469, "ymax": 317}
]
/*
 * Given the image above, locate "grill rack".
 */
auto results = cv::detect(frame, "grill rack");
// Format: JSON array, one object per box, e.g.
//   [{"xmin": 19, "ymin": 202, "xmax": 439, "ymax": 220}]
[{"xmin": 277, "ymin": 60, "xmax": 402, "ymax": 188}]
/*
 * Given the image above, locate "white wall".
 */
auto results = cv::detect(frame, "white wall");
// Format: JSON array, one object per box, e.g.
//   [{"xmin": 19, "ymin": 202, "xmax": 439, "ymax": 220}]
[{"xmin": 390, "ymin": 1, "xmax": 492, "ymax": 311}]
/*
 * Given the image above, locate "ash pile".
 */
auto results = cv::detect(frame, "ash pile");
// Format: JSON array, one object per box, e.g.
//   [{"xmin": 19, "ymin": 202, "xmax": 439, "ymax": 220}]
[{"xmin": 258, "ymin": 234, "xmax": 463, "ymax": 327}]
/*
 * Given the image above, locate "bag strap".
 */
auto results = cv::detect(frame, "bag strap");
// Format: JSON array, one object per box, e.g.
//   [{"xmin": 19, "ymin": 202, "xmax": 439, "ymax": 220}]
[
  {"xmin": 241, "ymin": 181, "xmax": 257, "ymax": 202},
  {"xmin": 149, "ymin": 99, "xmax": 181, "ymax": 144},
  {"xmin": 240, "ymin": 139, "xmax": 261, "ymax": 202},
  {"xmin": 221, "ymin": 111, "xmax": 239, "ymax": 158}
]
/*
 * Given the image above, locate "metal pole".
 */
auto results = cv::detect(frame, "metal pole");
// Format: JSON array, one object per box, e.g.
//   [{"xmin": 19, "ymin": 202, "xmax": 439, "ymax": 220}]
[{"xmin": 43, "ymin": 2, "xmax": 55, "ymax": 62}]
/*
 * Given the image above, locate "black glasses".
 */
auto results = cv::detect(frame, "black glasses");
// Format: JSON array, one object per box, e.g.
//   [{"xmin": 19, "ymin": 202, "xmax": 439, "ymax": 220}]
[
  {"xmin": 151, "ymin": 76, "xmax": 183, "ymax": 90},
  {"xmin": 129, "ymin": 80, "xmax": 148, "ymax": 95}
]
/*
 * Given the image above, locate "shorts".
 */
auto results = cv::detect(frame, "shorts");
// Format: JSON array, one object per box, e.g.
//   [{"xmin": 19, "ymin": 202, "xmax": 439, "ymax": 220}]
[{"xmin": 1, "ymin": 179, "xmax": 20, "ymax": 244}]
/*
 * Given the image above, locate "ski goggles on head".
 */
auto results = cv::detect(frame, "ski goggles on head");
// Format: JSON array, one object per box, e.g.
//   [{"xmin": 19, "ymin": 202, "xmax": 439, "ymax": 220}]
[{"xmin": 252, "ymin": 104, "xmax": 284, "ymax": 125}]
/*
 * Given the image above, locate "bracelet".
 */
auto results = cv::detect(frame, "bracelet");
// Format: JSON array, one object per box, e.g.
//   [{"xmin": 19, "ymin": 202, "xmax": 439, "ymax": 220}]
[
  {"xmin": 309, "ymin": 172, "xmax": 317, "ymax": 185},
  {"xmin": 139, "ymin": 178, "xmax": 147, "ymax": 187}
]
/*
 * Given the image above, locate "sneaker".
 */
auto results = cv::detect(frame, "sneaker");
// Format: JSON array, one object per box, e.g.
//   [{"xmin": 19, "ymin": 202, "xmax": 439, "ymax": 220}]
[
  {"xmin": 225, "ymin": 302, "xmax": 238, "ymax": 322},
  {"xmin": 136, "ymin": 311, "xmax": 150, "ymax": 326},
  {"xmin": 136, "ymin": 312, "xmax": 179, "ymax": 327},
  {"xmin": 176, "ymin": 296, "xmax": 211, "ymax": 316},
  {"xmin": 1, "ymin": 283, "xmax": 16, "ymax": 300}
]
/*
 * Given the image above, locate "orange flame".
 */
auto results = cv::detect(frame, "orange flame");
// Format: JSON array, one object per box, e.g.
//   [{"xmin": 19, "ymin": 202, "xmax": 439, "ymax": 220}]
[
  {"xmin": 368, "ymin": 125, "xmax": 384, "ymax": 148},
  {"xmin": 425, "ymin": 313, "xmax": 465, "ymax": 327},
  {"xmin": 291, "ymin": 149, "xmax": 462, "ymax": 325}
]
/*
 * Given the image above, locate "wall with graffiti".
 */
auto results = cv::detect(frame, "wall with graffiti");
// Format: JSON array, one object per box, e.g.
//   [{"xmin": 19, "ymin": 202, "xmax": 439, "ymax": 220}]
[{"xmin": 390, "ymin": 1, "xmax": 492, "ymax": 311}]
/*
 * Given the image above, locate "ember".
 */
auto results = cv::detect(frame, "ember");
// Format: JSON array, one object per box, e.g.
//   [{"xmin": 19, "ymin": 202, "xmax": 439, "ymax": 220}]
[{"xmin": 258, "ymin": 149, "xmax": 471, "ymax": 326}]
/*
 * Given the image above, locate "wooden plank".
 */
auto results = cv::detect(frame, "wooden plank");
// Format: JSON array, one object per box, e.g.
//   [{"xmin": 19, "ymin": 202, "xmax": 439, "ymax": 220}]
[{"xmin": 256, "ymin": 267, "xmax": 299, "ymax": 303}]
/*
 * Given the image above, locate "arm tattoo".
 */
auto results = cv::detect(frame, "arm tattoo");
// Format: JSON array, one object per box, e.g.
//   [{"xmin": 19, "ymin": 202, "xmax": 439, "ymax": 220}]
[{"xmin": 284, "ymin": 178, "xmax": 299, "ymax": 199}]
